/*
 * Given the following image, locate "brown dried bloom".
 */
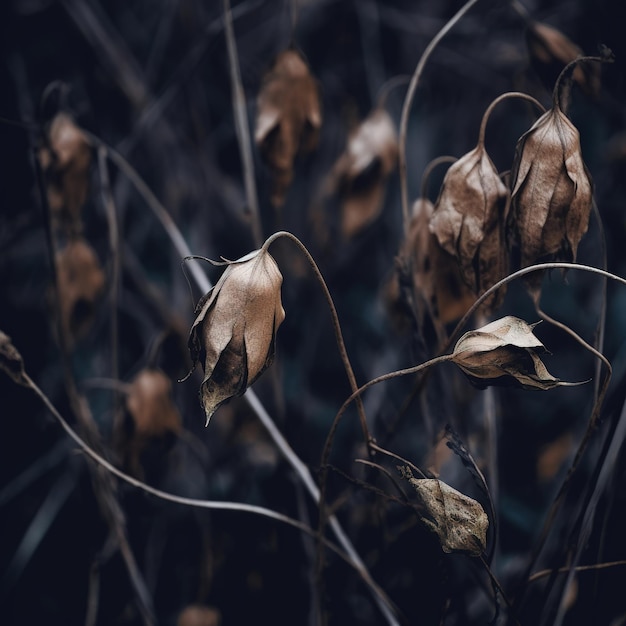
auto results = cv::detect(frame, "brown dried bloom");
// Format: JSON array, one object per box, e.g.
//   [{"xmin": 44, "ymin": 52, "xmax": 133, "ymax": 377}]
[
  {"xmin": 451, "ymin": 316, "xmax": 581, "ymax": 390},
  {"xmin": 255, "ymin": 49, "xmax": 322, "ymax": 207},
  {"xmin": 429, "ymin": 144, "xmax": 509, "ymax": 302},
  {"xmin": 55, "ymin": 237, "xmax": 106, "ymax": 343},
  {"xmin": 186, "ymin": 250, "xmax": 285, "ymax": 425},
  {"xmin": 38, "ymin": 112, "xmax": 92, "ymax": 235},
  {"xmin": 332, "ymin": 108, "xmax": 398, "ymax": 239}
]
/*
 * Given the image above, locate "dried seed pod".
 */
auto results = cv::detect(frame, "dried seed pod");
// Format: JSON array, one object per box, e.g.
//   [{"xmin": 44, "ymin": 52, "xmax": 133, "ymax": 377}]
[
  {"xmin": 334, "ymin": 108, "xmax": 398, "ymax": 239},
  {"xmin": 186, "ymin": 249, "xmax": 285, "ymax": 425},
  {"xmin": 406, "ymin": 474, "xmax": 488, "ymax": 556},
  {"xmin": 38, "ymin": 112, "xmax": 92, "ymax": 235},
  {"xmin": 526, "ymin": 21, "xmax": 600, "ymax": 97},
  {"xmin": 126, "ymin": 369, "xmax": 182, "ymax": 439},
  {"xmin": 0, "ymin": 331, "xmax": 27, "ymax": 386},
  {"xmin": 429, "ymin": 144, "xmax": 509, "ymax": 304},
  {"xmin": 55, "ymin": 237, "xmax": 106, "ymax": 343},
  {"xmin": 255, "ymin": 49, "xmax": 322, "ymax": 207},
  {"xmin": 508, "ymin": 105, "xmax": 592, "ymax": 276},
  {"xmin": 451, "ymin": 316, "xmax": 581, "ymax": 390}
]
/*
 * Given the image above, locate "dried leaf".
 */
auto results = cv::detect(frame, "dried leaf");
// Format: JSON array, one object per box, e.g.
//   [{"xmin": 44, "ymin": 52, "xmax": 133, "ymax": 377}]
[
  {"xmin": 429, "ymin": 145, "xmax": 509, "ymax": 307},
  {"xmin": 255, "ymin": 49, "xmax": 322, "ymax": 207},
  {"xmin": 407, "ymin": 476, "xmax": 488, "ymax": 556},
  {"xmin": 186, "ymin": 250, "xmax": 285, "ymax": 425},
  {"xmin": 55, "ymin": 238, "xmax": 106, "ymax": 343},
  {"xmin": 331, "ymin": 108, "xmax": 398, "ymax": 239},
  {"xmin": 126, "ymin": 369, "xmax": 182, "ymax": 439},
  {"xmin": 39, "ymin": 112, "xmax": 92, "ymax": 235},
  {"xmin": 508, "ymin": 105, "xmax": 593, "ymax": 282},
  {"xmin": 451, "ymin": 316, "xmax": 582, "ymax": 390},
  {"xmin": 526, "ymin": 21, "xmax": 601, "ymax": 97},
  {"xmin": 0, "ymin": 331, "xmax": 28, "ymax": 386}
]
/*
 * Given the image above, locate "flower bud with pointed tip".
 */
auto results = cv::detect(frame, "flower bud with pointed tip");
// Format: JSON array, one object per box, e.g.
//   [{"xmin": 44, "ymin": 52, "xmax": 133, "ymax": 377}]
[
  {"xmin": 451, "ymin": 316, "xmax": 581, "ymax": 390},
  {"xmin": 508, "ymin": 106, "xmax": 593, "ymax": 274},
  {"xmin": 186, "ymin": 250, "xmax": 285, "ymax": 425}
]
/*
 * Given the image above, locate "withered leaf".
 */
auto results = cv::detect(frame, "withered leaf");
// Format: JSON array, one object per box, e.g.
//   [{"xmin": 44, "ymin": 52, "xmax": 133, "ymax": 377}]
[
  {"xmin": 331, "ymin": 108, "xmax": 398, "ymax": 239},
  {"xmin": 526, "ymin": 21, "xmax": 601, "ymax": 97},
  {"xmin": 407, "ymin": 476, "xmax": 488, "ymax": 556},
  {"xmin": 0, "ymin": 331, "xmax": 28, "ymax": 386},
  {"xmin": 186, "ymin": 250, "xmax": 285, "ymax": 425},
  {"xmin": 508, "ymin": 106, "xmax": 593, "ymax": 277},
  {"xmin": 55, "ymin": 238, "xmax": 106, "ymax": 343},
  {"xmin": 255, "ymin": 49, "xmax": 322, "ymax": 207},
  {"xmin": 39, "ymin": 112, "xmax": 92, "ymax": 235},
  {"xmin": 429, "ymin": 145, "xmax": 509, "ymax": 306},
  {"xmin": 451, "ymin": 316, "xmax": 583, "ymax": 390}
]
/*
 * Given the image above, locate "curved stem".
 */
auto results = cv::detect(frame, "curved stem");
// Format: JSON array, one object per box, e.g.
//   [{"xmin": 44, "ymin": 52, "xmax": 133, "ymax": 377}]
[
  {"xmin": 399, "ymin": 0, "xmax": 481, "ymax": 232},
  {"xmin": 264, "ymin": 231, "xmax": 370, "ymax": 445},
  {"xmin": 528, "ymin": 560, "xmax": 626, "ymax": 585},
  {"xmin": 419, "ymin": 155, "xmax": 457, "ymax": 201},
  {"xmin": 375, "ymin": 74, "xmax": 411, "ymax": 110},
  {"xmin": 223, "ymin": 0, "xmax": 263, "ymax": 247},
  {"xmin": 553, "ymin": 54, "xmax": 612, "ymax": 113},
  {"xmin": 477, "ymin": 91, "xmax": 545, "ymax": 147}
]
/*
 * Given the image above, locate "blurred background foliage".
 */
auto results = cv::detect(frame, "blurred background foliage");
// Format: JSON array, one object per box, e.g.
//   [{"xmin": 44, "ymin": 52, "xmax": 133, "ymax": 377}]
[{"xmin": 1, "ymin": 0, "xmax": 626, "ymax": 624}]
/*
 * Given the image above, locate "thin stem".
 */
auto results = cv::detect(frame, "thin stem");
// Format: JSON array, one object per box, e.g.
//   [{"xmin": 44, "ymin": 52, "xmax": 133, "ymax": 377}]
[
  {"xmin": 375, "ymin": 74, "xmax": 411, "ymax": 110},
  {"xmin": 369, "ymin": 441, "xmax": 427, "ymax": 479},
  {"xmin": 419, "ymin": 155, "xmax": 456, "ymax": 201},
  {"xmin": 477, "ymin": 91, "xmax": 545, "ymax": 147},
  {"xmin": 399, "ymin": 0, "xmax": 481, "ymax": 233},
  {"xmin": 97, "ymin": 146, "xmax": 122, "ymax": 432},
  {"xmin": 223, "ymin": 0, "xmax": 263, "ymax": 247},
  {"xmin": 263, "ymin": 231, "xmax": 370, "ymax": 445},
  {"xmin": 528, "ymin": 560, "xmax": 626, "ymax": 585},
  {"xmin": 553, "ymin": 54, "xmax": 612, "ymax": 113}
]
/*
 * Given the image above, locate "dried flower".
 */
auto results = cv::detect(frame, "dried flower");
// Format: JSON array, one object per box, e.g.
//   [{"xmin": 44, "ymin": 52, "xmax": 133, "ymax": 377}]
[
  {"xmin": 331, "ymin": 108, "xmax": 398, "ymax": 239},
  {"xmin": 404, "ymin": 471, "xmax": 488, "ymax": 556},
  {"xmin": 508, "ymin": 105, "xmax": 593, "ymax": 275},
  {"xmin": 451, "ymin": 316, "xmax": 580, "ymax": 390},
  {"xmin": 255, "ymin": 49, "xmax": 321, "ymax": 207},
  {"xmin": 38, "ymin": 112, "xmax": 92, "ymax": 235},
  {"xmin": 429, "ymin": 144, "xmax": 509, "ymax": 305},
  {"xmin": 186, "ymin": 250, "xmax": 285, "ymax": 425}
]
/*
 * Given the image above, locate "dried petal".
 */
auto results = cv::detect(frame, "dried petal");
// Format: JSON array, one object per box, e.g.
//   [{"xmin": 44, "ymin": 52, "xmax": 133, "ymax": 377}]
[
  {"xmin": 39, "ymin": 112, "xmax": 92, "ymax": 235},
  {"xmin": 331, "ymin": 108, "xmax": 398, "ymax": 239},
  {"xmin": 187, "ymin": 250, "xmax": 285, "ymax": 424},
  {"xmin": 526, "ymin": 21, "xmax": 601, "ymax": 97},
  {"xmin": 429, "ymin": 145, "xmax": 509, "ymax": 304},
  {"xmin": 407, "ymin": 476, "xmax": 488, "ymax": 556},
  {"xmin": 55, "ymin": 238, "xmax": 106, "ymax": 343},
  {"xmin": 508, "ymin": 106, "xmax": 593, "ymax": 277},
  {"xmin": 255, "ymin": 49, "xmax": 322, "ymax": 207},
  {"xmin": 0, "ymin": 331, "xmax": 28, "ymax": 386},
  {"xmin": 451, "ymin": 316, "xmax": 579, "ymax": 390},
  {"xmin": 126, "ymin": 369, "xmax": 182, "ymax": 439}
]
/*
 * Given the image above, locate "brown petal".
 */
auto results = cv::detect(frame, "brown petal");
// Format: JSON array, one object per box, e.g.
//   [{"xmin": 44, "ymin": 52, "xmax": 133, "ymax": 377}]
[
  {"xmin": 255, "ymin": 49, "xmax": 322, "ymax": 207},
  {"xmin": 429, "ymin": 145, "xmax": 509, "ymax": 301},
  {"xmin": 407, "ymin": 476, "xmax": 488, "ymax": 556},
  {"xmin": 55, "ymin": 237, "xmax": 106, "ymax": 343},
  {"xmin": 186, "ymin": 251, "xmax": 285, "ymax": 424},
  {"xmin": 39, "ymin": 113, "xmax": 92, "ymax": 235},
  {"xmin": 509, "ymin": 107, "xmax": 593, "ymax": 273}
]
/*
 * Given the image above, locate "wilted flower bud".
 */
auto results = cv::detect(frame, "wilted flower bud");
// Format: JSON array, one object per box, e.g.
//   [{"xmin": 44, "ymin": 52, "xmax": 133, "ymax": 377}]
[
  {"xmin": 186, "ymin": 250, "xmax": 285, "ymax": 425},
  {"xmin": 451, "ymin": 316, "xmax": 580, "ymax": 390},
  {"xmin": 508, "ymin": 105, "xmax": 593, "ymax": 275},
  {"xmin": 429, "ymin": 144, "xmax": 509, "ymax": 305}
]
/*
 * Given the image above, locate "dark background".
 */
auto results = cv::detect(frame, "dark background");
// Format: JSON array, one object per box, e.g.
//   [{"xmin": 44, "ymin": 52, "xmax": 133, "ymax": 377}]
[{"xmin": 2, "ymin": 0, "xmax": 626, "ymax": 624}]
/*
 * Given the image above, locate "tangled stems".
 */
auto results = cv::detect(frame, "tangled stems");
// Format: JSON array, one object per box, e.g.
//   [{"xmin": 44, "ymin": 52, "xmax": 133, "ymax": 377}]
[{"xmin": 399, "ymin": 0, "xmax": 481, "ymax": 232}]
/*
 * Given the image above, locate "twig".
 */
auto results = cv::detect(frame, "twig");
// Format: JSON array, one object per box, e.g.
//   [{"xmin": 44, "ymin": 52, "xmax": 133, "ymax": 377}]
[
  {"xmin": 528, "ymin": 560, "xmax": 626, "ymax": 585},
  {"xmin": 399, "ymin": 0, "xmax": 481, "ymax": 232},
  {"xmin": 223, "ymin": 0, "xmax": 263, "ymax": 247}
]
